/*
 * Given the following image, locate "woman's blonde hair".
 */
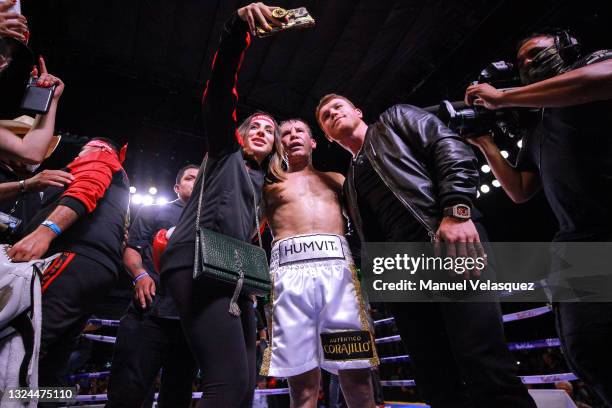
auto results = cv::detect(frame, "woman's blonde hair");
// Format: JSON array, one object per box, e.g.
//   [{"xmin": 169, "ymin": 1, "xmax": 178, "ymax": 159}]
[{"xmin": 236, "ymin": 111, "xmax": 286, "ymax": 183}]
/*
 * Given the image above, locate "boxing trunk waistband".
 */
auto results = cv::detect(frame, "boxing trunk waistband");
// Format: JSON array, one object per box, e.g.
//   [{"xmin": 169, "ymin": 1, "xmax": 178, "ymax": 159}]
[{"xmin": 272, "ymin": 234, "xmax": 349, "ymax": 267}]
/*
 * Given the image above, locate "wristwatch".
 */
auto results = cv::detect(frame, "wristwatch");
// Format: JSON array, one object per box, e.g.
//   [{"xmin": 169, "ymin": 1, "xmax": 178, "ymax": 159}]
[{"xmin": 443, "ymin": 204, "xmax": 471, "ymax": 220}]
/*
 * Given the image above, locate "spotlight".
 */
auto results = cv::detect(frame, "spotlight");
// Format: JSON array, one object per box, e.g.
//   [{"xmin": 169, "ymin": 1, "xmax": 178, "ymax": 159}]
[
  {"xmin": 517, "ymin": 140, "xmax": 523, "ymax": 148},
  {"xmin": 143, "ymin": 195, "xmax": 154, "ymax": 206},
  {"xmin": 129, "ymin": 186, "xmax": 136, "ymax": 194},
  {"xmin": 477, "ymin": 191, "xmax": 481, "ymax": 198},
  {"xmin": 500, "ymin": 150, "xmax": 509, "ymax": 159},
  {"xmin": 156, "ymin": 196, "xmax": 169, "ymax": 205},
  {"xmin": 492, "ymin": 179, "xmax": 501, "ymax": 188},
  {"xmin": 481, "ymin": 164, "xmax": 491, "ymax": 173},
  {"xmin": 148, "ymin": 187, "xmax": 158, "ymax": 195},
  {"xmin": 480, "ymin": 184, "xmax": 490, "ymax": 193},
  {"xmin": 132, "ymin": 194, "xmax": 143, "ymax": 205}
]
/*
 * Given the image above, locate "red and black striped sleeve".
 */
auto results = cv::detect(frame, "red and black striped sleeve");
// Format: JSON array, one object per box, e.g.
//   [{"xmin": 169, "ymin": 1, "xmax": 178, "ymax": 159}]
[{"xmin": 202, "ymin": 13, "xmax": 251, "ymax": 155}]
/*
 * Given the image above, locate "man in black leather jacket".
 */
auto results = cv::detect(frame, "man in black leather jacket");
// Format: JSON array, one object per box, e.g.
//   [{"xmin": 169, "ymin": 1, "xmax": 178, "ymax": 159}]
[{"xmin": 316, "ymin": 95, "xmax": 536, "ymax": 408}]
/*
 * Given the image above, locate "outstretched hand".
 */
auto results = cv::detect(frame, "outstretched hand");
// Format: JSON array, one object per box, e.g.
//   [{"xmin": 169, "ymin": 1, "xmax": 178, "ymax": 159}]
[{"xmin": 237, "ymin": 2, "xmax": 286, "ymax": 36}]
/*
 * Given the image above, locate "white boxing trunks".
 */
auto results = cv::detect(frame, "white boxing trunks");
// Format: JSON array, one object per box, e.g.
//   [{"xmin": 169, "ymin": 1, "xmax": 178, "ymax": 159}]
[{"xmin": 260, "ymin": 234, "xmax": 379, "ymax": 377}]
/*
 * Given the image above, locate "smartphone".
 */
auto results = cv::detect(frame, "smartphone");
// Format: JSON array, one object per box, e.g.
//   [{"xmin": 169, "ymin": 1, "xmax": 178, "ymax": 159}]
[
  {"xmin": 255, "ymin": 7, "xmax": 315, "ymax": 38},
  {"xmin": 20, "ymin": 77, "xmax": 55, "ymax": 114}
]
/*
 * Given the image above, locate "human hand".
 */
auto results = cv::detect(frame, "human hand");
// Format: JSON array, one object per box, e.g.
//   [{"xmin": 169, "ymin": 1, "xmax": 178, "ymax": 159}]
[
  {"xmin": 7, "ymin": 228, "xmax": 54, "ymax": 262},
  {"xmin": 25, "ymin": 169, "xmax": 74, "ymax": 192},
  {"xmin": 134, "ymin": 273, "xmax": 156, "ymax": 309},
  {"xmin": 0, "ymin": 0, "xmax": 28, "ymax": 43},
  {"xmin": 31, "ymin": 56, "xmax": 64, "ymax": 100},
  {"xmin": 465, "ymin": 83, "xmax": 507, "ymax": 110},
  {"xmin": 237, "ymin": 2, "xmax": 285, "ymax": 36},
  {"xmin": 435, "ymin": 217, "xmax": 486, "ymax": 279}
]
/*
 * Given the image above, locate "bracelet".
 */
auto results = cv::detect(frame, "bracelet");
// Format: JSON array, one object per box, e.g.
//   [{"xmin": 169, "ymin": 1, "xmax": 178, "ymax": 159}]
[
  {"xmin": 41, "ymin": 220, "xmax": 61, "ymax": 235},
  {"xmin": 133, "ymin": 272, "xmax": 149, "ymax": 286},
  {"xmin": 19, "ymin": 180, "xmax": 26, "ymax": 193}
]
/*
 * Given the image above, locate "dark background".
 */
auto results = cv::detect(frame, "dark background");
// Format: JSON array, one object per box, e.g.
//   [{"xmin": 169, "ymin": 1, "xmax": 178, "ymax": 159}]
[
  {"xmin": 18, "ymin": 0, "xmax": 608, "ymax": 239},
  {"xmin": 13, "ymin": 0, "xmax": 610, "ymax": 398}
]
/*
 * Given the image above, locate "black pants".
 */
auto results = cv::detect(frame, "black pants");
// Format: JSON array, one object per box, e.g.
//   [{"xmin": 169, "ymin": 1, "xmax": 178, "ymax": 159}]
[
  {"xmin": 38, "ymin": 253, "xmax": 117, "ymax": 404},
  {"xmin": 555, "ymin": 302, "xmax": 612, "ymax": 406},
  {"xmin": 162, "ymin": 267, "xmax": 257, "ymax": 408},
  {"xmin": 106, "ymin": 307, "xmax": 197, "ymax": 408},
  {"xmin": 388, "ymin": 302, "xmax": 536, "ymax": 408}
]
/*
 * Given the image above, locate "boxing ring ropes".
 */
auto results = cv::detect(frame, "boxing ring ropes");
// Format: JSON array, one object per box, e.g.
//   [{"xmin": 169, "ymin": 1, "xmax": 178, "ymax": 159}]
[{"xmin": 66, "ymin": 303, "xmax": 577, "ymax": 403}]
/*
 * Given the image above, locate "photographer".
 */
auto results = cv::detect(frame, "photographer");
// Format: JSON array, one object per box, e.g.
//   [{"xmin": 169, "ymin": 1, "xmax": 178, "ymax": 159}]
[{"xmin": 465, "ymin": 30, "xmax": 612, "ymax": 405}]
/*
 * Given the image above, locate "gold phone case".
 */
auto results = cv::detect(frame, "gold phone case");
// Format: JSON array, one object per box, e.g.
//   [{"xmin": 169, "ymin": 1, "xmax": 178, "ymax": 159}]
[{"xmin": 255, "ymin": 7, "xmax": 315, "ymax": 38}]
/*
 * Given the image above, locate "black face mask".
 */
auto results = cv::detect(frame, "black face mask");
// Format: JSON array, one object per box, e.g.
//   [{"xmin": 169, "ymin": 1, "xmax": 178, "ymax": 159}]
[{"xmin": 519, "ymin": 45, "xmax": 570, "ymax": 85}]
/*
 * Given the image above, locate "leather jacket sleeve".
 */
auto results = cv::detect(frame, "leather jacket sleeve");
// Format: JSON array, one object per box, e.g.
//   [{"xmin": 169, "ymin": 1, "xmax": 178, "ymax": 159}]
[{"xmin": 379, "ymin": 104, "xmax": 479, "ymax": 209}]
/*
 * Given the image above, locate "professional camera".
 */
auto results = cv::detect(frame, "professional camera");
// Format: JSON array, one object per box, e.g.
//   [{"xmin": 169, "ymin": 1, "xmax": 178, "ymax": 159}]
[{"xmin": 432, "ymin": 61, "xmax": 538, "ymax": 139}]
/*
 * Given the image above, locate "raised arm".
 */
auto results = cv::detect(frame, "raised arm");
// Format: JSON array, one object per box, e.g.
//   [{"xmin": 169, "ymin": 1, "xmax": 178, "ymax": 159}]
[
  {"xmin": 0, "ymin": 57, "xmax": 64, "ymax": 164},
  {"xmin": 465, "ymin": 59, "xmax": 612, "ymax": 110},
  {"xmin": 203, "ymin": 4, "xmax": 283, "ymax": 155}
]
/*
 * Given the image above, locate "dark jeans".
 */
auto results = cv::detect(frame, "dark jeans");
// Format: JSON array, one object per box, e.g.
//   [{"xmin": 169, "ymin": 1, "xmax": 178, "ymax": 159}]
[
  {"xmin": 387, "ymin": 302, "xmax": 536, "ymax": 408},
  {"xmin": 555, "ymin": 302, "xmax": 612, "ymax": 406},
  {"xmin": 162, "ymin": 267, "xmax": 257, "ymax": 408},
  {"xmin": 38, "ymin": 253, "xmax": 117, "ymax": 407},
  {"xmin": 106, "ymin": 308, "xmax": 197, "ymax": 408},
  {"xmin": 39, "ymin": 254, "xmax": 117, "ymax": 385}
]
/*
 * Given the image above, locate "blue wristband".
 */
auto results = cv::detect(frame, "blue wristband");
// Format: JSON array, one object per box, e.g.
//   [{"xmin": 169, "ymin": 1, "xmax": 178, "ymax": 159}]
[
  {"xmin": 41, "ymin": 220, "xmax": 61, "ymax": 235},
  {"xmin": 133, "ymin": 272, "xmax": 149, "ymax": 286}
]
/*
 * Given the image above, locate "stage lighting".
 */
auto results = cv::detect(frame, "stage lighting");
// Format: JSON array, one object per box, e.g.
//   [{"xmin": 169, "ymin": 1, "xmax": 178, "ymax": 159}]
[
  {"xmin": 129, "ymin": 186, "xmax": 136, "ymax": 194},
  {"xmin": 143, "ymin": 195, "xmax": 154, "ymax": 206},
  {"xmin": 149, "ymin": 187, "xmax": 158, "ymax": 195},
  {"xmin": 156, "ymin": 197, "xmax": 169, "ymax": 205},
  {"xmin": 492, "ymin": 179, "xmax": 501, "ymax": 187},
  {"xmin": 500, "ymin": 150, "xmax": 509, "ymax": 158},
  {"xmin": 480, "ymin": 184, "xmax": 490, "ymax": 193},
  {"xmin": 132, "ymin": 194, "xmax": 143, "ymax": 204},
  {"xmin": 481, "ymin": 164, "xmax": 491, "ymax": 173}
]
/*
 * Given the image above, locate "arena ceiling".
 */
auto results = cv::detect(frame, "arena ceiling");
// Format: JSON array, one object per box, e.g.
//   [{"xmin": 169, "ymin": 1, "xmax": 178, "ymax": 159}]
[{"xmin": 22, "ymin": 0, "xmax": 608, "ymax": 240}]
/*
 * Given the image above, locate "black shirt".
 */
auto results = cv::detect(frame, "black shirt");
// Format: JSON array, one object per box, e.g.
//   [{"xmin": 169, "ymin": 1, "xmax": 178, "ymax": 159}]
[
  {"xmin": 353, "ymin": 148, "xmax": 428, "ymax": 242},
  {"xmin": 516, "ymin": 96, "xmax": 612, "ymax": 242},
  {"xmin": 0, "ymin": 165, "xmax": 41, "ymax": 243},
  {"xmin": 127, "ymin": 199, "xmax": 185, "ymax": 319},
  {"xmin": 24, "ymin": 164, "xmax": 130, "ymax": 274}
]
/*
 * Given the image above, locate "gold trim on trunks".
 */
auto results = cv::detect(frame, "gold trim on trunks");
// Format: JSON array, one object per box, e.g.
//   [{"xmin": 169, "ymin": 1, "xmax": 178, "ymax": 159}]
[{"xmin": 349, "ymin": 264, "xmax": 380, "ymax": 367}]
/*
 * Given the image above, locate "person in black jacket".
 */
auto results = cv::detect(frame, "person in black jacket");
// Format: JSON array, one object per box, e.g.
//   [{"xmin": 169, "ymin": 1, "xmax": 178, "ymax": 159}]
[
  {"xmin": 106, "ymin": 164, "xmax": 199, "ymax": 408},
  {"xmin": 315, "ymin": 94, "xmax": 536, "ymax": 408},
  {"xmin": 465, "ymin": 30, "xmax": 612, "ymax": 406},
  {"xmin": 160, "ymin": 3, "xmax": 285, "ymax": 407}
]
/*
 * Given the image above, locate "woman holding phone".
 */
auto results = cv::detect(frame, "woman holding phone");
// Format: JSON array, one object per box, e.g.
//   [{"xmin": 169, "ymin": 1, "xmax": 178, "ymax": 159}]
[{"xmin": 161, "ymin": 3, "xmax": 285, "ymax": 407}]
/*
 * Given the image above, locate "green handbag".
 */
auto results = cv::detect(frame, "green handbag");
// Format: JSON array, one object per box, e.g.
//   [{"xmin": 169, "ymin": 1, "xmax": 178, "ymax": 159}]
[{"xmin": 193, "ymin": 154, "xmax": 270, "ymax": 317}]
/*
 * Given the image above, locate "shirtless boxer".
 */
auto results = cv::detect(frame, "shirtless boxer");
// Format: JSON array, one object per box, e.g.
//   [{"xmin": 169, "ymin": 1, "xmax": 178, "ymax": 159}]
[{"xmin": 260, "ymin": 119, "xmax": 377, "ymax": 408}]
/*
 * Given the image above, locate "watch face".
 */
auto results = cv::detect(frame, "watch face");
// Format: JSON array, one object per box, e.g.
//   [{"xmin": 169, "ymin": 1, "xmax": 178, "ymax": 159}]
[{"xmin": 455, "ymin": 205, "xmax": 470, "ymax": 218}]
